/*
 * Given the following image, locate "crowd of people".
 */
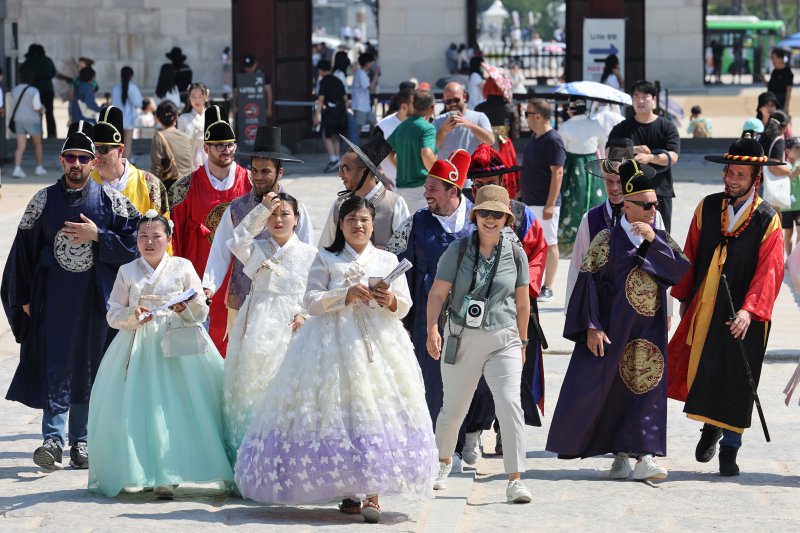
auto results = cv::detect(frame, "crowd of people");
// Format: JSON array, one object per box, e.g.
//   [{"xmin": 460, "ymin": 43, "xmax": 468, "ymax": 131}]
[{"xmin": 1, "ymin": 43, "xmax": 798, "ymax": 526}]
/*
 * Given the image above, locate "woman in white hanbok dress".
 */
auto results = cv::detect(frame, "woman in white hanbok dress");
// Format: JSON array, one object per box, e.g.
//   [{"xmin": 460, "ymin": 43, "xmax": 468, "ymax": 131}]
[
  {"xmin": 88, "ymin": 211, "xmax": 233, "ymax": 500},
  {"xmin": 234, "ymin": 196, "xmax": 437, "ymax": 523},
  {"xmin": 223, "ymin": 192, "xmax": 317, "ymax": 464}
]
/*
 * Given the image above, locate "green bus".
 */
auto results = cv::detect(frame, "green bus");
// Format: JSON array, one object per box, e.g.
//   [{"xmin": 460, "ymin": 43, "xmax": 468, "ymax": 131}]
[{"xmin": 706, "ymin": 15, "xmax": 785, "ymax": 80}]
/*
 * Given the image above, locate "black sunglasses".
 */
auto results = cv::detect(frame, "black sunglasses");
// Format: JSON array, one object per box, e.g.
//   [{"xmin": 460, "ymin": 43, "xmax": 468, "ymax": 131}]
[
  {"xmin": 95, "ymin": 145, "xmax": 117, "ymax": 154},
  {"xmin": 444, "ymin": 98, "xmax": 462, "ymax": 105},
  {"xmin": 476, "ymin": 209, "xmax": 505, "ymax": 220},
  {"xmin": 63, "ymin": 154, "xmax": 93, "ymax": 164},
  {"xmin": 627, "ymin": 200, "xmax": 659, "ymax": 210}
]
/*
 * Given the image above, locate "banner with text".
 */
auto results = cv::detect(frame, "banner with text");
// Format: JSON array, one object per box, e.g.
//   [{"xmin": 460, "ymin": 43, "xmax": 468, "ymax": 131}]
[{"xmin": 583, "ymin": 19, "xmax": 625, "ymax": 83}]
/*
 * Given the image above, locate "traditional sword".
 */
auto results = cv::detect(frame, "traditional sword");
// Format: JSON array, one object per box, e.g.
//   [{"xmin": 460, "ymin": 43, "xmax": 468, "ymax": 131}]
[{"xmin": 720, "ymin": 274, "xmax": 771, "ymax": 442}]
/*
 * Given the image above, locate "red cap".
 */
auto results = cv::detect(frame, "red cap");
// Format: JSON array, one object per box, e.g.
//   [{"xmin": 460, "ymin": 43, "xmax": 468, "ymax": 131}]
[{"xmin": 428, "ymin": 149, "xmax": 471, "ymax": 190}]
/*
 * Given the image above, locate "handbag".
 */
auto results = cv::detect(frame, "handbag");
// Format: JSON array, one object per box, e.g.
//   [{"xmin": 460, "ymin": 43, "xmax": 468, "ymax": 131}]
[
  {"xmin": 160, "ymin": 305, "xmax": 206, "ymax": 357},
  {"xmin": 762, "ymin": 138, "xmax": 792, "ymax": 210},
  {"xmin": 9, "ymin": 85, "xmax": 32, "ymax": 134}
]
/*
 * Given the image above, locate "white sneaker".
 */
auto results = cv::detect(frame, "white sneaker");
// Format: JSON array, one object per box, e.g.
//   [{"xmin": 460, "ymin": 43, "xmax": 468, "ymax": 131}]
[
  {"xmin": 12, "ymin": 166, "xmax": 25, "ymax": 178},
  {"xmin": 451, "ymin": 453, "xmax": 464, "ymax": 473},
  {"xmin": 462, "ymin": 431, "xmax": 481, "ymax": 466},
  {"xmin": 433, "ymin": 462, "xmax": 452, "ymax": 490},
  {"xmin": 609, "ymin": 452, "xmax": 633, "ymax": 479},
  {"xmin": 35, "ymin": 166, "xmax": 47, "ymax": 176},
  {"xmin": 506, "ymin": 479, "xmax": 532, "ymax": 503},
  {"xmin": 632, "ymin": 454, "xmax": 668, "ymax": 480}
]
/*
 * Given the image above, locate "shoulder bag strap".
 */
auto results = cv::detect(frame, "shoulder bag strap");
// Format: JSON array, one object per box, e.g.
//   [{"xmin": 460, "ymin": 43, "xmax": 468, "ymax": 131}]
[{"xmin": 10, "ymin": 85, "xmax": 32, "ymax": 122}]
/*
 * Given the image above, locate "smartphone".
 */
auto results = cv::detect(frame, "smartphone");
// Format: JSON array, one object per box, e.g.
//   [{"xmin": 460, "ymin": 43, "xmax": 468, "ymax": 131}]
[{"xmin": 443, "ymin": 335, "xmax": 459, "ymax": 365}]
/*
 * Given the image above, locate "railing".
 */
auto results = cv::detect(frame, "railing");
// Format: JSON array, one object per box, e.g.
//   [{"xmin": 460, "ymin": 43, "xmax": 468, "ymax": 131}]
[{"xmin": 480, "ymin": 44, "xmax": 566, "ymax": 85}]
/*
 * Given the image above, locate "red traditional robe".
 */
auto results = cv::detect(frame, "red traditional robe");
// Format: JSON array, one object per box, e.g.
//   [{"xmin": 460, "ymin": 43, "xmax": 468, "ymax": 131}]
[
  {"xmin": 667, "ymin": 193, "xmax": 784, "ymax": 433},
  {"xmin": 171, "ymin": 164, "xmax": 251, "ymax": 355}
]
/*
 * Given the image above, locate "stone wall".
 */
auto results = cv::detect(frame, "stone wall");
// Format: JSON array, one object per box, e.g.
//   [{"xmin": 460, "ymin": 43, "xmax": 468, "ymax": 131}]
[
  {"xmin": 9, "ymin": 0, "xmax": 232, "ymax": 98},
  {"xmin": 378, "ymin": 0, "xmax": 465, "ymax": 92},
  {"xmin": 645, "ymin": 0, "xmax": 704, "ymax": 89}
]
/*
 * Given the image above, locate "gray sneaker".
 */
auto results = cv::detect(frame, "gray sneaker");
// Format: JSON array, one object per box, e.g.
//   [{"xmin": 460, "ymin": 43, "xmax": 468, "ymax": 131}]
[
  {"xmin": 609, "ymin": 452, "xmax": 632, "ymax": 479},
  {"xmin": 33, "ymin": 438, "xmax": 63, "ymax": 471},
  {"xmin": 69, "ymin": 442, "xmax": 89, "ymax": 469}
]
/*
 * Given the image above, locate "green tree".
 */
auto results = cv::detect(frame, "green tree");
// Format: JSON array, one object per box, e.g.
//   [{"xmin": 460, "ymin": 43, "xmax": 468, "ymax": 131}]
[{"xmin": 477, "ymin": 0, "xmax": 563, "ymax": 40}]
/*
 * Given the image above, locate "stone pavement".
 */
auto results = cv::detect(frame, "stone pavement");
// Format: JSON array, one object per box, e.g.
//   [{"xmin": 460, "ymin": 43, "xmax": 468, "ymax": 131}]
[{"xmin": 0, "ymin": 151, "xmax": 798, "ymax": 531}]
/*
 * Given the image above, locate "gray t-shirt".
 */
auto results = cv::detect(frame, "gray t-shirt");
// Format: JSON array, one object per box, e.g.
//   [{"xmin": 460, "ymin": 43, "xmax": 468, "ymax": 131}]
[
  {"xmin": 435, "ymin": 233, "xmax": 528, "ymax": 330},
  {"xmin": 433, "ymin": 109, "xmax": 492, "ymax": 156}
]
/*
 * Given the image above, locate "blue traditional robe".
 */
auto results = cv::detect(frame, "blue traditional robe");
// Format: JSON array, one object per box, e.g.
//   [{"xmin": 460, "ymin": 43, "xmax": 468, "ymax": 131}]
[
  {"xmin": 2, "ymin": 177, "xmax": 140, "ymax": 413},
  {"xmin": 546, "ymin": 224, "xmax": 690, "ymax": 458}
]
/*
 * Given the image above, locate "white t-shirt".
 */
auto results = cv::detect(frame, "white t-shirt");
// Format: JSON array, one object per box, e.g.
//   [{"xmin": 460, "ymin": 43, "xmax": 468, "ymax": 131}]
[
  {"xmin": 467, "ymin": 72, "xmax": 485, "ymax": 107},
  {"xmin": 603, "ymin": 73, "xmax": 621, "ymax": 90},
  {"xmin": 10, "ymin": 84, "xmax": 42, "ymax": 124},
  {"xmin": 351, "ymin": 69, "xmax": 371, "ymax": 112},
  {"xmin": 376, "ymin": 112, "xmax": 402, "ymax": 184}
]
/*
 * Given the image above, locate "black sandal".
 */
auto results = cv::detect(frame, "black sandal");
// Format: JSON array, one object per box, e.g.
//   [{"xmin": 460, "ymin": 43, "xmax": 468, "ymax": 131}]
[{"xmin": 338, "ymin": 498, "xmax": 362, "ymax": 515}]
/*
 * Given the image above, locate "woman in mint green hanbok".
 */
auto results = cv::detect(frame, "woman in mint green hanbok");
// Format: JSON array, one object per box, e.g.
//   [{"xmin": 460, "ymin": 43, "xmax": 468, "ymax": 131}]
[{"xmin": 88, "ymin": 210, "xmax": 233, "ymax": 500}]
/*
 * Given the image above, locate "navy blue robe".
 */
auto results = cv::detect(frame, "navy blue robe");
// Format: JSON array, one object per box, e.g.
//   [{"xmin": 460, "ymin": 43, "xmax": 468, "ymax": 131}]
[
  {"xmin": 2, "ymin": 177, "xmax": 140, "ymax": 413},
  {"xmin": 546, "ymin": 225, "xmax": 690, "ymax": 458}
]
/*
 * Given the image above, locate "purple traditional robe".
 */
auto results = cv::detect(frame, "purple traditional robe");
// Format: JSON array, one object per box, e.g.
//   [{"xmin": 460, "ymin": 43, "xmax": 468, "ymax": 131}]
[{"xmin": 546, "ymin": 224, "xmax": 690, "ymax": 458}]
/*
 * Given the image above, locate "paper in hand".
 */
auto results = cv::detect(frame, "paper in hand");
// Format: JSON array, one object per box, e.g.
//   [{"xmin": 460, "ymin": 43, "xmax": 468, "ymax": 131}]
[{"xmin": 138, "ymin": 287, "xmax": 197, "ymax": 322}]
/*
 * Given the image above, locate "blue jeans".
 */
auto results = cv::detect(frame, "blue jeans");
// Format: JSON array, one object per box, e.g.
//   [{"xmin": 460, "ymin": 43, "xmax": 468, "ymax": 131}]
[
  {"xmin": 42, "ymin": 403, "xmax": 89, "ymax": 447},
  {"xmin": 720, "ymin": 428, "xmax": 742, "ymax": 450}
]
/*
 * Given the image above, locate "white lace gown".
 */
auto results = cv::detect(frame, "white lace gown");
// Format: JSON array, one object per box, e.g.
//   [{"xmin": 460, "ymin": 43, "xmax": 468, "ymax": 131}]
[
  {"xmin": 223, "ymin": 204, "xmax": 317, "ymax": 464},
  {"xmin": 234, "ymin": 242, "xmax": 438, "ymax": 504}
]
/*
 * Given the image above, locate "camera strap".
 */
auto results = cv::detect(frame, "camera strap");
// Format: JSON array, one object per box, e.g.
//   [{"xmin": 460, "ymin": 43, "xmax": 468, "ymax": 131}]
[{"xmin": 467, "ymin": 234, "xmax": 503, "ymax": 300}]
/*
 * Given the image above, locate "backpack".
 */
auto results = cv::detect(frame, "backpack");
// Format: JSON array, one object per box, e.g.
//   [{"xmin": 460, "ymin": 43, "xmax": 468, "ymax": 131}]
[{"xmin": 692, "ymin": 119, "xmax": 709, "ymax": 138}]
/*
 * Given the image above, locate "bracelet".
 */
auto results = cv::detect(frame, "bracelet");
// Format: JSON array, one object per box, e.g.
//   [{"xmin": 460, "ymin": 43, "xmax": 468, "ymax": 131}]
[{"xmin": 521, "ymin": 339, "xmax": 529, "ymax": 346}]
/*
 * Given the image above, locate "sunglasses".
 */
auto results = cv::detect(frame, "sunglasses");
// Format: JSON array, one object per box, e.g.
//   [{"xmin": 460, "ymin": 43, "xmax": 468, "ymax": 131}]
[
  {"xmin": 627, "ymin": 200, "xmax": 659, "ymax": 210},
  {"xmin": 476, "ymin": 209, "xmax": 505, "ymax": 220},
  {"xmin": 95, "ymin": 145, "xmax": 119, "ymax": 155},
  {"xmin": 63, "ymin": 154, "xmax": 93, "ymax": 164},
  {"xmin": 444, "ymin": 98, "xmax": 462, "ymax": 105}
]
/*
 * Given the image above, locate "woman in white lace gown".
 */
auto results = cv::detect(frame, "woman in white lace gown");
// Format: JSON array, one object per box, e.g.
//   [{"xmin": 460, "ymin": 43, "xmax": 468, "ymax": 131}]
[
  {"xmin": 223, "ymin": 192, "xmax": 317, "ymax": 464},
  {"xmin": 88, "ymin": 211, "xmax": 232, "ymax": 499},
  {"xmin": 234, "ymin": 196, "xmax": 437, "ymax": 524}
]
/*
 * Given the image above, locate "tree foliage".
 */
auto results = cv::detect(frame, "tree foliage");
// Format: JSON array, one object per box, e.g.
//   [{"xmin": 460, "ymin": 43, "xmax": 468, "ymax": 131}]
[{"xmin": 476, "ymin": 0, "xmax": 564, "ymax": 40}]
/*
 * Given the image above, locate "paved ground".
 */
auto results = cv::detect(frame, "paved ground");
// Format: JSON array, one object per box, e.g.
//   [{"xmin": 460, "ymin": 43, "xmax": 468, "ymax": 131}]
[{"xmin": 0, "ymin": 148, "xmax": 798, "ymax": 531}]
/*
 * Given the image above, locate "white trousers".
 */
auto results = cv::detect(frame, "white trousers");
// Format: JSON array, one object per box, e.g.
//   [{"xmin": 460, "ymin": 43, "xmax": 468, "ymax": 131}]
[{"xmin": 436, "ymin": 323, "xmax": 527, "ymax": 474}]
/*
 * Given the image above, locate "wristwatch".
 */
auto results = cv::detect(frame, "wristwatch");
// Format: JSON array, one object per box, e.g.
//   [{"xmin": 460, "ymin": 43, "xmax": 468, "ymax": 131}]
[{"xmin": 521, "ymin": 339, "xmax": 529, "ymax": 346}]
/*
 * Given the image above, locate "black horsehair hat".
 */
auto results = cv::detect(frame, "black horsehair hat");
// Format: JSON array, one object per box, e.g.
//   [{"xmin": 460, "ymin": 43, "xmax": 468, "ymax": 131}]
[
  {"xmin": 585, "ymin": 138, "xmax": 636, "ymax": 178},
  {"xmin": 204, "ymin": 105, "xmax": 236, "ymax": 144},
  {"xmin": 94, "ymin": 106, "xmax": 124, "ymax": 146},
  {"xmin": 704, "ymin": 134, "xmax": 785, "ymax": 166},
  {"xmin": 61, "ymin": 120, "xmax": 96, "ymax": 157},
  {"xmin": 339, "ymin": 129, "xmax": 393, "ymax": 184},
  {"xmin": 166, "ymin": 47, "xmax": 186, "ymax": 62},
  {"xmin": 238, "ymin": 126, "xmax": 303, "ymax": 163},
  {"xmin": 619, "ymin": 159, "xmax": 657, "ymax": 198}
]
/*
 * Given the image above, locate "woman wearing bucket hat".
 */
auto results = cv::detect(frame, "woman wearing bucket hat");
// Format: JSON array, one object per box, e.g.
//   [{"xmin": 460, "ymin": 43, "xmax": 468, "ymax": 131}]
[{"xmin": 426, "ymin": 184, "xmax": 533, "ymax": 503}]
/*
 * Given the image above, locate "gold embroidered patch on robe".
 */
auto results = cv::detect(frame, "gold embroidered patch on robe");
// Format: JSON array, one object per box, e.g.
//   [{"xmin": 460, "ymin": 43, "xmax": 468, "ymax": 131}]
[
  {"xmin": 579, "ymin": 229, "xmax": 611, "ymax": 273},
  {"xmin": 619, "ymin": 339, "xmax": 664, "ymax": 394},
  {"xmin": 625, "ymin": 267, "xmax": 661, "ymax": 317},
  {"xmin": 205, "ymin": 202, "xmax": 232, "ymax": 243}
]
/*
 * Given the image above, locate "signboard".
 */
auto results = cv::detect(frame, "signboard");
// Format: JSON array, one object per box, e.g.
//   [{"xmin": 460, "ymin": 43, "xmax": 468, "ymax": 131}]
[
  {"xmin": 582, "ymin": 18, "xmax": 625, "ymax": 82},
  {"xmin": 235, "ymin": 72, "xmax": 266, "ymax": 152}
]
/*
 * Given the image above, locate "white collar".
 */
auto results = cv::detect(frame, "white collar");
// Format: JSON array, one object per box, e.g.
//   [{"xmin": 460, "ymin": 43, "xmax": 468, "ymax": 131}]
[
  {"xmin": 432, "ymin": 197, "xmax": 467, "ymax": 233},
  {"xmin": 726, "ymin": 191, "xmax": 755, "ymax": 232},
  {"xmin": 620, "ymin": 213, "xmax": 645, "ymax": 248},
  {"xmin": 364, "ymin": 182, "xmax": 382, "ymax": 201},
  {"xmin": 605, "ymin": 199, "xmax": 613, "ymax": 217},
  {"xmin": 139, "ymin": 253, "xmax": 169, "ymax": 283},
  {"xmin": 345, "ymin": 242, "xmax": 372, "ymax": 261},
  {"xmin": 103, "ymin": 159, "xmax": 132, "ymax": 192},
  {"xmin": 204, "ymin": 161, "xmax": 237, "ymax": 190}
]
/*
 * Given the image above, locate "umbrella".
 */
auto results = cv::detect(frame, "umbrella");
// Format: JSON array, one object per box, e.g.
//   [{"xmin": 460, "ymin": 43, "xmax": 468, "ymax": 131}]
[
  {"xmin": 435, "ymin": 74, "xmax": 468, "ymax": 89},
  {"xmin": 553, "ymin": 81, "xmax": 632, "ymax": 106},
  {"xmin": 483, "ymin": 64, "xmax": 514, "ymax": 102},
  {"xmin": 778, "ymin": 37, "xmax": 800, "ymax": 49}
]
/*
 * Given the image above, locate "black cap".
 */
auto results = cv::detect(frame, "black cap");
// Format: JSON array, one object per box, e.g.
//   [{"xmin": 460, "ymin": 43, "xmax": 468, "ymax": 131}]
[
  {"xmin": 61, "ymin": 120, "xmax": 96, "ymax": 157},
  {"xmin": 620, "ymin": 159, "xmax": 657, "ymax": 198},
  {"xmin": 243, "ymin": 53, "xmax": 256, "ymax": 68},
  {"xmin": 238, "ymin": 126, "xmax": 303, "ymax": 162},
  {"xmin": 204, "ymin": 105, "xmax": 236, "ymax": 143},
  {"xmin": 94, "ymin": 106, "xmax": 124, "ymax": 146},
  {"xmin": 757, "ymin": 91, "xmax": 779, "ymax": 109}
]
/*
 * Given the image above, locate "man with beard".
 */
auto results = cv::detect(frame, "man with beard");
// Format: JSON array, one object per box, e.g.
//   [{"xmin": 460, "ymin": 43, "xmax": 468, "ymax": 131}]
[
  {"xmin": 171, "ymin": 105, "xmax": 251, "ymax": 355},
  {"xmin": 2, "ymin": 121, "xmax": 139, "ymax": 471},
  {"xmin": 318, "ymin": 130, "xmax": 409, "ymax": 249},
  {"xmin": 90, "ymin": 106, "xmax": 169, "ymax": 218},
  {"xmin": 433, "ymin": 82, "xmax": 495, "ymax": 158},
  {"xmin": 203, "ymin": 126, "xmax": 313, "ymax": 333},
  {"xmin": 387, "ymin": 149, "xmax": 478, "ymax": 469}
]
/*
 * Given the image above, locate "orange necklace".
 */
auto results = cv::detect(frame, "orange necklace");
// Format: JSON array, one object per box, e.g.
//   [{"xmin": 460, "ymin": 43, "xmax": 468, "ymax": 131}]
[{"xmin": 720, "ymin": 175, "xmax": 759, "ymax": 239}]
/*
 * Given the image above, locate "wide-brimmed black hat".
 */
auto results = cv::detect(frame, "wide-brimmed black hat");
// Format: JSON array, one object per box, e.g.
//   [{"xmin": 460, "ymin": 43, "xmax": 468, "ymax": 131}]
[
  {"xmin": 94, "ymin": 106, "xmax": 124, "ymax": 146},
  {"xmin": 704, "ymin": 135, "xmax": 784, "ymax": 166},
  {"xmin": 339, "ymin": 129, "xmax": 393, "ymax": 183},
  {"xmin": 204, "ymin": 105, "xmax": 236, "ymax": 143},
  {"xmin": 166, "ymin": 47, "xmax": 186, "ymax": 62},
  {"xmin": 606, "ymin": 137, "xmax": 635, "ymax": 160},
  {"xmin": 238, "ymin": 126, "xmax": 302, "ymax": 162},
  {"xmin": 61, "ymin": 120, "xmax": 96, "ymax": 157},
  {"xmin": 620, "ymin": 159, "xmax": 657, "ymax": 198}
]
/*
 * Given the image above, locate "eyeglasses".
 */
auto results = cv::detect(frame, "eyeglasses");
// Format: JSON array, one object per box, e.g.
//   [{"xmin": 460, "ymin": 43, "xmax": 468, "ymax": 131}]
[
  {"xmin": 524, "ymin": 112, "xmax": 540, "ymax": 117},
  {"xmin": 63, "ymin": 154, "xmax": 93, "ymax": 164},
  {"xmin": 476, "ymin": 209, "xmax": 505, "ymax": 220},
  {"xmin": 444, "ymin": 98, "xmax": 462, "ymax": 105},
  {"xmin": 210, "ymin": 142, "xmax": 237, "ymax": 152},
  {"xmin": 95, "ymin": 145, "xmax": 118, "ymax": 155},
  {"xmin": 626, "ymin": 200, "xmax": 659, "ymax": 210},
  {"xmin": 338, "ymin": 164, "xmax": 366, "ymax": 173}
]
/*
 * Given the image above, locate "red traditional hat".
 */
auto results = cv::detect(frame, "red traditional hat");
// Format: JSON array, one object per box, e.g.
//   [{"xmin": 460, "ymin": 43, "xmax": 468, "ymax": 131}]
[
  {"xmin": 468, "ymin": 143, "xmax": 524, "ymax": 179},
  {"xmin": 428, "ymin": 149, "xmax": 471, "ymax": 190}
]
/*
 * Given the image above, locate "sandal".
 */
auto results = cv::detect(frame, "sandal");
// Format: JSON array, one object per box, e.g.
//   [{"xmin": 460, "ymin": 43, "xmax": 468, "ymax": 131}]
[
  {"xmin": 361, "ymin": 499, "xmax": 381, "ymax": 524},
  {"xmin": 338, "ymin": 498, "xmax": 362, "ymax": 515}
]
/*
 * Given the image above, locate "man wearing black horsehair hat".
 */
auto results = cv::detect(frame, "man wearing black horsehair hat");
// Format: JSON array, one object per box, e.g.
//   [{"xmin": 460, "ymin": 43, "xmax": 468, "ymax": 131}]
[
  {"xmin": 90, "ymin": 106, "xmax": 169, "ymax": 219},
  {"xmin": 547, "ymin": 159, "xmax": 690, "ymax": 482},
  {"xmin": 170, "ymin": 105, "xmax": 252, "ymax": 356},
  {"xmin": 668, "ymin": 134, "xmax": 785, "ymax": 477},
  {"xmin": 2, "ymin": 120, "xmax": 139, "ymax": 472},
  {"xmin": 202, "ymin": 125, "xmax": 314, "ymax": 336},
  {"xmin": 318, "ymin": 129, "xmax": 409, "ymax": 249}
]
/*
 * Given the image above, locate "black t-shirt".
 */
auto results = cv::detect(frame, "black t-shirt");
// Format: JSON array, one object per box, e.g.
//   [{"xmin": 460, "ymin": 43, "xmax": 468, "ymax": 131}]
[
  {"xmin": 520, "ymin": 128, "xmax": 566, "ymax": 206},
  {"xmin": 608, "ymin": 116, "xmax": 681, "ymax": 197},
  {"xmin": 318, "ymin": 74, "xmax": 347, "ymax": 128},
  {"xmin": 767, "ymin": 67, "xmax": 793, "ymax": 109}
]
